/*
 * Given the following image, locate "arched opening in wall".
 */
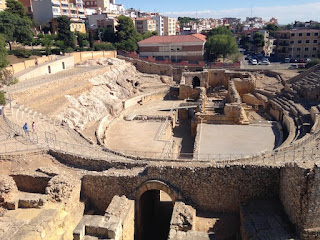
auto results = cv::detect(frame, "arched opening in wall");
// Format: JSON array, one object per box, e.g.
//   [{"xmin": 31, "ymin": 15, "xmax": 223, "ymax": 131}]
[
  {"xmin": 192, "ymin": 76, "xmax": 201, "ymax": 88},
  {"xmin": 138, "ymin": 190, "xmax": 173, "ymax": 240},
  {"xmin": 135, "ymin": 180, "xmax": 177, "ymax": 240}
]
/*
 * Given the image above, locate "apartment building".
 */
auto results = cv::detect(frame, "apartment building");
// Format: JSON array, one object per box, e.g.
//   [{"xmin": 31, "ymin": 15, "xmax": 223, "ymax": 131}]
[
  {"xmin": 0, "ymin": 0, "xmax": 6, "ymax": 12},
  {"xmin": 134, "ymin": 18, "xmax": 156, "ymax": 34},
  {"xmin": 275, "ymin": 29, "xmax": 320, "ymax": 59},
  {"xmin": 138, "ymin": 33, "xmax": 206, "ymax": 62},
  {"xmin": 82, "ymin": 0, "xmax": 110, "ymax": 12},
  {"xmin": 32, "ymin": 0, "xmax": 85, "ymax": 24},
  {"xmin": 152, "ymin": 15, "xmax": 164, "ymax": 36},
  {"xmin": 163, "ymin": 17, "xmax": 176, "ymax": 36}
]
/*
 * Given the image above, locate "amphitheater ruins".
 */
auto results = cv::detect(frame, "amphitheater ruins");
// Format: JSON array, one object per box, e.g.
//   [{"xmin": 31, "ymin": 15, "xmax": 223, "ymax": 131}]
[{"xmin": 0, "ymin": 51, "xmax": 320, "ymax": 240}]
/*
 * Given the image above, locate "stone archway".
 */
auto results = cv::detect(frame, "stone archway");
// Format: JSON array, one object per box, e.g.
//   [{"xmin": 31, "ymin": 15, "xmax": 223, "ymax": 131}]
[
  {"xmin": 135, "ymin": 180, "xmax": 179, "ymax": 240},
  {"xmin": 192, "ymin": 76, "xmax": 201, "ymax": 88}
]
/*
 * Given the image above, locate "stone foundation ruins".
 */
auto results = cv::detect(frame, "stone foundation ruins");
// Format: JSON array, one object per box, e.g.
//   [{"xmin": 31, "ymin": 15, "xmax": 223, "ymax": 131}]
[{"xmin": 0, "ymin": 55, "xmax": 320, "ymax": 240}]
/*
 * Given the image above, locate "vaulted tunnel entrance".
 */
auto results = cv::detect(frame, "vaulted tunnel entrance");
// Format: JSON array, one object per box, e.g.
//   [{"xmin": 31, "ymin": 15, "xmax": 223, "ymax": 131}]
[
  {"xmin": 135, "ymin": 180, "xmax": 178, "ymax": 240},
  {"xmin": 192, "ymin": 76, "xmax": 201, "ymax": 88}
]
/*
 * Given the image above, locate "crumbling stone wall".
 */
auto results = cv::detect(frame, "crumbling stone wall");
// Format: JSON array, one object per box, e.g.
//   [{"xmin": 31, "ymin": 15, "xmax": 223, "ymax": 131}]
[
  {"xmin": 82, "ymin": 165, "xmax": 280, "ymax": 214},
  {"xmin": 280, "ymin": 163, "xmax": 320, "ymax": 239}
]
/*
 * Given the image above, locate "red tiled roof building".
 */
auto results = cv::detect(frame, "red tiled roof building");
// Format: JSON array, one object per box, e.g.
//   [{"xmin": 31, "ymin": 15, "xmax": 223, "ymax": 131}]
[{"xmin": 138, "ymin": 34, "xmax": 207, "ymax": 62}]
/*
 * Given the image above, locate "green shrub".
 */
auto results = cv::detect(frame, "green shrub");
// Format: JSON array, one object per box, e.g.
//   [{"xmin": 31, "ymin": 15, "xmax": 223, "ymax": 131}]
[
  {"xmin": 0, "ymin": 91, "xmax": 5, "ymax": 105},
  {"xmin": 11, "ymin": 48, "xmax": 32, "ymax": 58},
  {"xmin": 64, "ymin": 47, "xmax": 74, "ymax": 53},
  {"xmin": 306, "ymin": 58, "xmax": 320, "ymax": 68},
  {"xmin": 93, "ymin": 42, "xmax": 115, "ymax": 51}
]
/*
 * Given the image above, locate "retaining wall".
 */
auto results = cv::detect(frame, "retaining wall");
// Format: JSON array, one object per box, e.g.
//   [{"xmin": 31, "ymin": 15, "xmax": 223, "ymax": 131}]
[
  {"xmin": 17, "ymin": 56, "xmax": 75, "ymax": 81},
  {"xmin": 82, "ymin": 165, "xmax": 280, "ymax": 214}
]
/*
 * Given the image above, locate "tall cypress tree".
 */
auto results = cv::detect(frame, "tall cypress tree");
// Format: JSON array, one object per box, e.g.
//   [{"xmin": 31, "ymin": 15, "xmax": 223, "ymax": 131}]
[{"xmin": 57, "ymin": 16, "xmax": 75, "ymax": 49}]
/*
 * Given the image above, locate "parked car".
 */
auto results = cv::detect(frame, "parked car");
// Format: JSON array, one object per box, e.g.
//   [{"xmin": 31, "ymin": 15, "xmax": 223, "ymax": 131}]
[
  {"xmin": 284, "ymin": 58, "xmax": 290, "ymax": 63},
  {"xmin": 289, "ymin": 64, "xmax": 298, "ymax": 69},
  {"xmin": 290, "ymin": 59, "xmax": 298, "ymax": 63},
  {"xmin": 258, "ymin": 60, "xmax": 270, "ymax": 65},
  {"xmin": 250, "ymin": 59, "xmax": 258, "ymax": 65},
  {"xmin": 297, "ymin": 59, "xmax": 306, "ymax": 63},
  {"xmin": 298, "ymin": 64, "xmax": 305, "ymax": 69}
]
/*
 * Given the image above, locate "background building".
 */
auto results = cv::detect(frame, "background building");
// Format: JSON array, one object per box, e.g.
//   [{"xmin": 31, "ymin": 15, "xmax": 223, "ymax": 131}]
[
  {"xmin": 275, "ymin": 29, "xmax": 320, "ymax": 59},
  {"xmin": 152, "ymin": 15, "xmax": 164, "ymax": 36},
  {"xmin": 134, "ymin": 18, "xmax": 156, "ymax": 34},
  {"xmin": 32, "ymin": 0, "xmax": 85, "ymax": 24},
  {"xmin": 138, "ymin": 34, "xmax": 206, "ymax": 62},
  {"xmin": 163, "ymin": 17, "xmax": 176, "ymax": 36}
]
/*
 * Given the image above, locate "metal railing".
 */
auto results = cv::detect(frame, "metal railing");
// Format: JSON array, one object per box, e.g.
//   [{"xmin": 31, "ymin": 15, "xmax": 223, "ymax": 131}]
[{"xmin": 2, "ymin": 97, "xmax": 320, "ymax": 165}]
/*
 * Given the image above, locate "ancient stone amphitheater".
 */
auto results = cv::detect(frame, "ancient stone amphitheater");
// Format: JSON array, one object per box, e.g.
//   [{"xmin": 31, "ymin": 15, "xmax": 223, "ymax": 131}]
[{"xmin": 0, "ymin": 53, "xmax": 320, "ymax": 240}]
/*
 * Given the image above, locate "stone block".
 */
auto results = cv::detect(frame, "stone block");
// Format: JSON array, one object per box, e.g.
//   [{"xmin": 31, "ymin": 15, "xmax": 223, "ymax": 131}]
[
  {"xmin": 6, "ymin": 200, "xmax": 18, "ymax": 210},
  {"xmin": 18, "ymin": 193, "xmax": 47, "ymax": 208}
]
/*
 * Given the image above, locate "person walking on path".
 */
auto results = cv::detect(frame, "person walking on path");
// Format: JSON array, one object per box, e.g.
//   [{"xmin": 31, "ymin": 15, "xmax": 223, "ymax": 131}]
[
  {"xmin": 23, "ymin": 123, "xmax": 29, "ymax": 136},
  {"xmin": 32, "ymin": 121, "xmax": 36, "ymax": 133}
]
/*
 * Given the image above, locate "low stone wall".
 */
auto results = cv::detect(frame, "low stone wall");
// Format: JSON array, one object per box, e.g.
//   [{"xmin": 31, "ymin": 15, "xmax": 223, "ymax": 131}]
[
  {"xmin": 17, "ymin": 56, "xmax": 75, "ymax": 81},
  {"xmin": 123, "ymin": 88, "xmax": 169, "ymax": 110}
]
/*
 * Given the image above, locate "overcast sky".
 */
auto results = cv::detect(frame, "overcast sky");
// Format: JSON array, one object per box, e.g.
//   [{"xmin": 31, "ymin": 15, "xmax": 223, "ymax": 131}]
[{"xmin": 119, "ymin": 0, "xmax": 320, "ymax": 24}]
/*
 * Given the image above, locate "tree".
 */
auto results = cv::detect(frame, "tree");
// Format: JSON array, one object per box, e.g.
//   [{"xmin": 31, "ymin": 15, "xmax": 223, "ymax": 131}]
[
  {"xmin": 0, "ymin": 11, "xmax": 33, "ymax": 50},
  {"xmin": 263, "ymin": 23, "xmax": 280, "ymax": 37},
  {"xmin": 114, "ymin": 39, "xmax": 138, "ymax": 52},
  {"xmin": 76, "ymin": 32, "xmax": 88, "ymax": 48},
  {"xmin": 115, "ymin": 16, "xmax": 142, "ymax": 51},
  {"xmin": 253, "ymin": 32, "xmax": 264, "ymax": 48},
  {"xmin": 88, "ymin": 31, "xmax": 94, "ymax": 48},
  {"xmin": 57, "ymin": 16, "xmax": 75, "ymax": 49},
  {"xmin": 208, "ymin": 26, "xmax": 233, "ymax": 37},
  {"xmin": 0, "ymin": 34, "xmax": 8, "ymax": 68},
  {"xmin": 100, "ymin": 27, "xmax": 116, "ymax": 43},
  {"xmin": 5, "ymin": 0, "xmax": 26, "ymax": 18},
  {"xmin": 240, "ymin": 35, "xmax": 251, "ymax": 50},
  {"xmin": 142, "ymin": 31, "xmax": 158, "ymax": 40},
  {"xmin": 41, "ymin": 35, "xmax": 53, "ymax": 55},
  {"xmin": 205, "ymin": 34, "xmax": 238, "ymax": 62}
]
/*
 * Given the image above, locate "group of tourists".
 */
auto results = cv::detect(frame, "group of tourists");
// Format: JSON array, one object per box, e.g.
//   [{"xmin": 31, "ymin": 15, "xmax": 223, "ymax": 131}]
[{"xmin": 23, "ymin": 122, "xmax": 36, "ymax": 135}]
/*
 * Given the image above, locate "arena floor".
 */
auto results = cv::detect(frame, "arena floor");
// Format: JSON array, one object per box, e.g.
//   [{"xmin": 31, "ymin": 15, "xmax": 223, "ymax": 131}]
[{"xmin": 197, "ymin": 123, "xmax": 279, "ymax": 157}]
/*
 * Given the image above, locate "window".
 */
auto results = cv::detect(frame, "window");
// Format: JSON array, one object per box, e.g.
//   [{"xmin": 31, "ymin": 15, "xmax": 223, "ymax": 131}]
[
  {"xmin": 313, "ymin": 47, "xmax": 317, "ymax": 51},
  {"xmin": 296, "ymin": 55, "xmax": 300, "ymax": 58},
  {"xmin": 305, "ymin": 47, "xmax": 309, "ymax": 51},
  {"xmin": 312, "ymin": 54, "xmax": 316, "ymax": 57},
  {"xmin": 306, "ymin": 32, "xmax": 311, "ymax": 36},
  {"xmin": 291, "ymin": 33, "xmax": 295, "ymax": 37},
  {"xmin": 315, "ymin": 32, "xmax": 319, "ymax": 36},
  {"xmin": 304, "ymin": 55, "xmax": 308, "ymax": 58},
  {"xmin": 306, "ymin": 40, "xmax": 310, "ymax": 43},
  {"xmin": 297, "ymin": 48, "xmax": 301, "ymax": 51},
  {"xmin": 290, "ymin": 41, "xmax": 294, "ymax": 44},
  {"xmin": 299, "ymin": 33, "xmax": 302, "ymax": 36},
  {"xmin": 298, "ymin": 40, "xmax": 302, "ymax": 43},
  {"xmin": 313, "ymin": 40, "xmax": 318, "ymax": 43}
]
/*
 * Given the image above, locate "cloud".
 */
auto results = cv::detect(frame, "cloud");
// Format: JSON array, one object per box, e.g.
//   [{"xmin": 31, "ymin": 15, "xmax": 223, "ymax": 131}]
[{"xmin": 162, "ymin": 3, "xmax": 320, "ymax": 24}]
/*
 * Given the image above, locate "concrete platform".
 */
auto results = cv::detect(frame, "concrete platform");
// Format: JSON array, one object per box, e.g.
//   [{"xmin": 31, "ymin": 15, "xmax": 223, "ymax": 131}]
[{"xmin": 197, "ymin": 123, "xmax": 278, "ymax": 156}]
